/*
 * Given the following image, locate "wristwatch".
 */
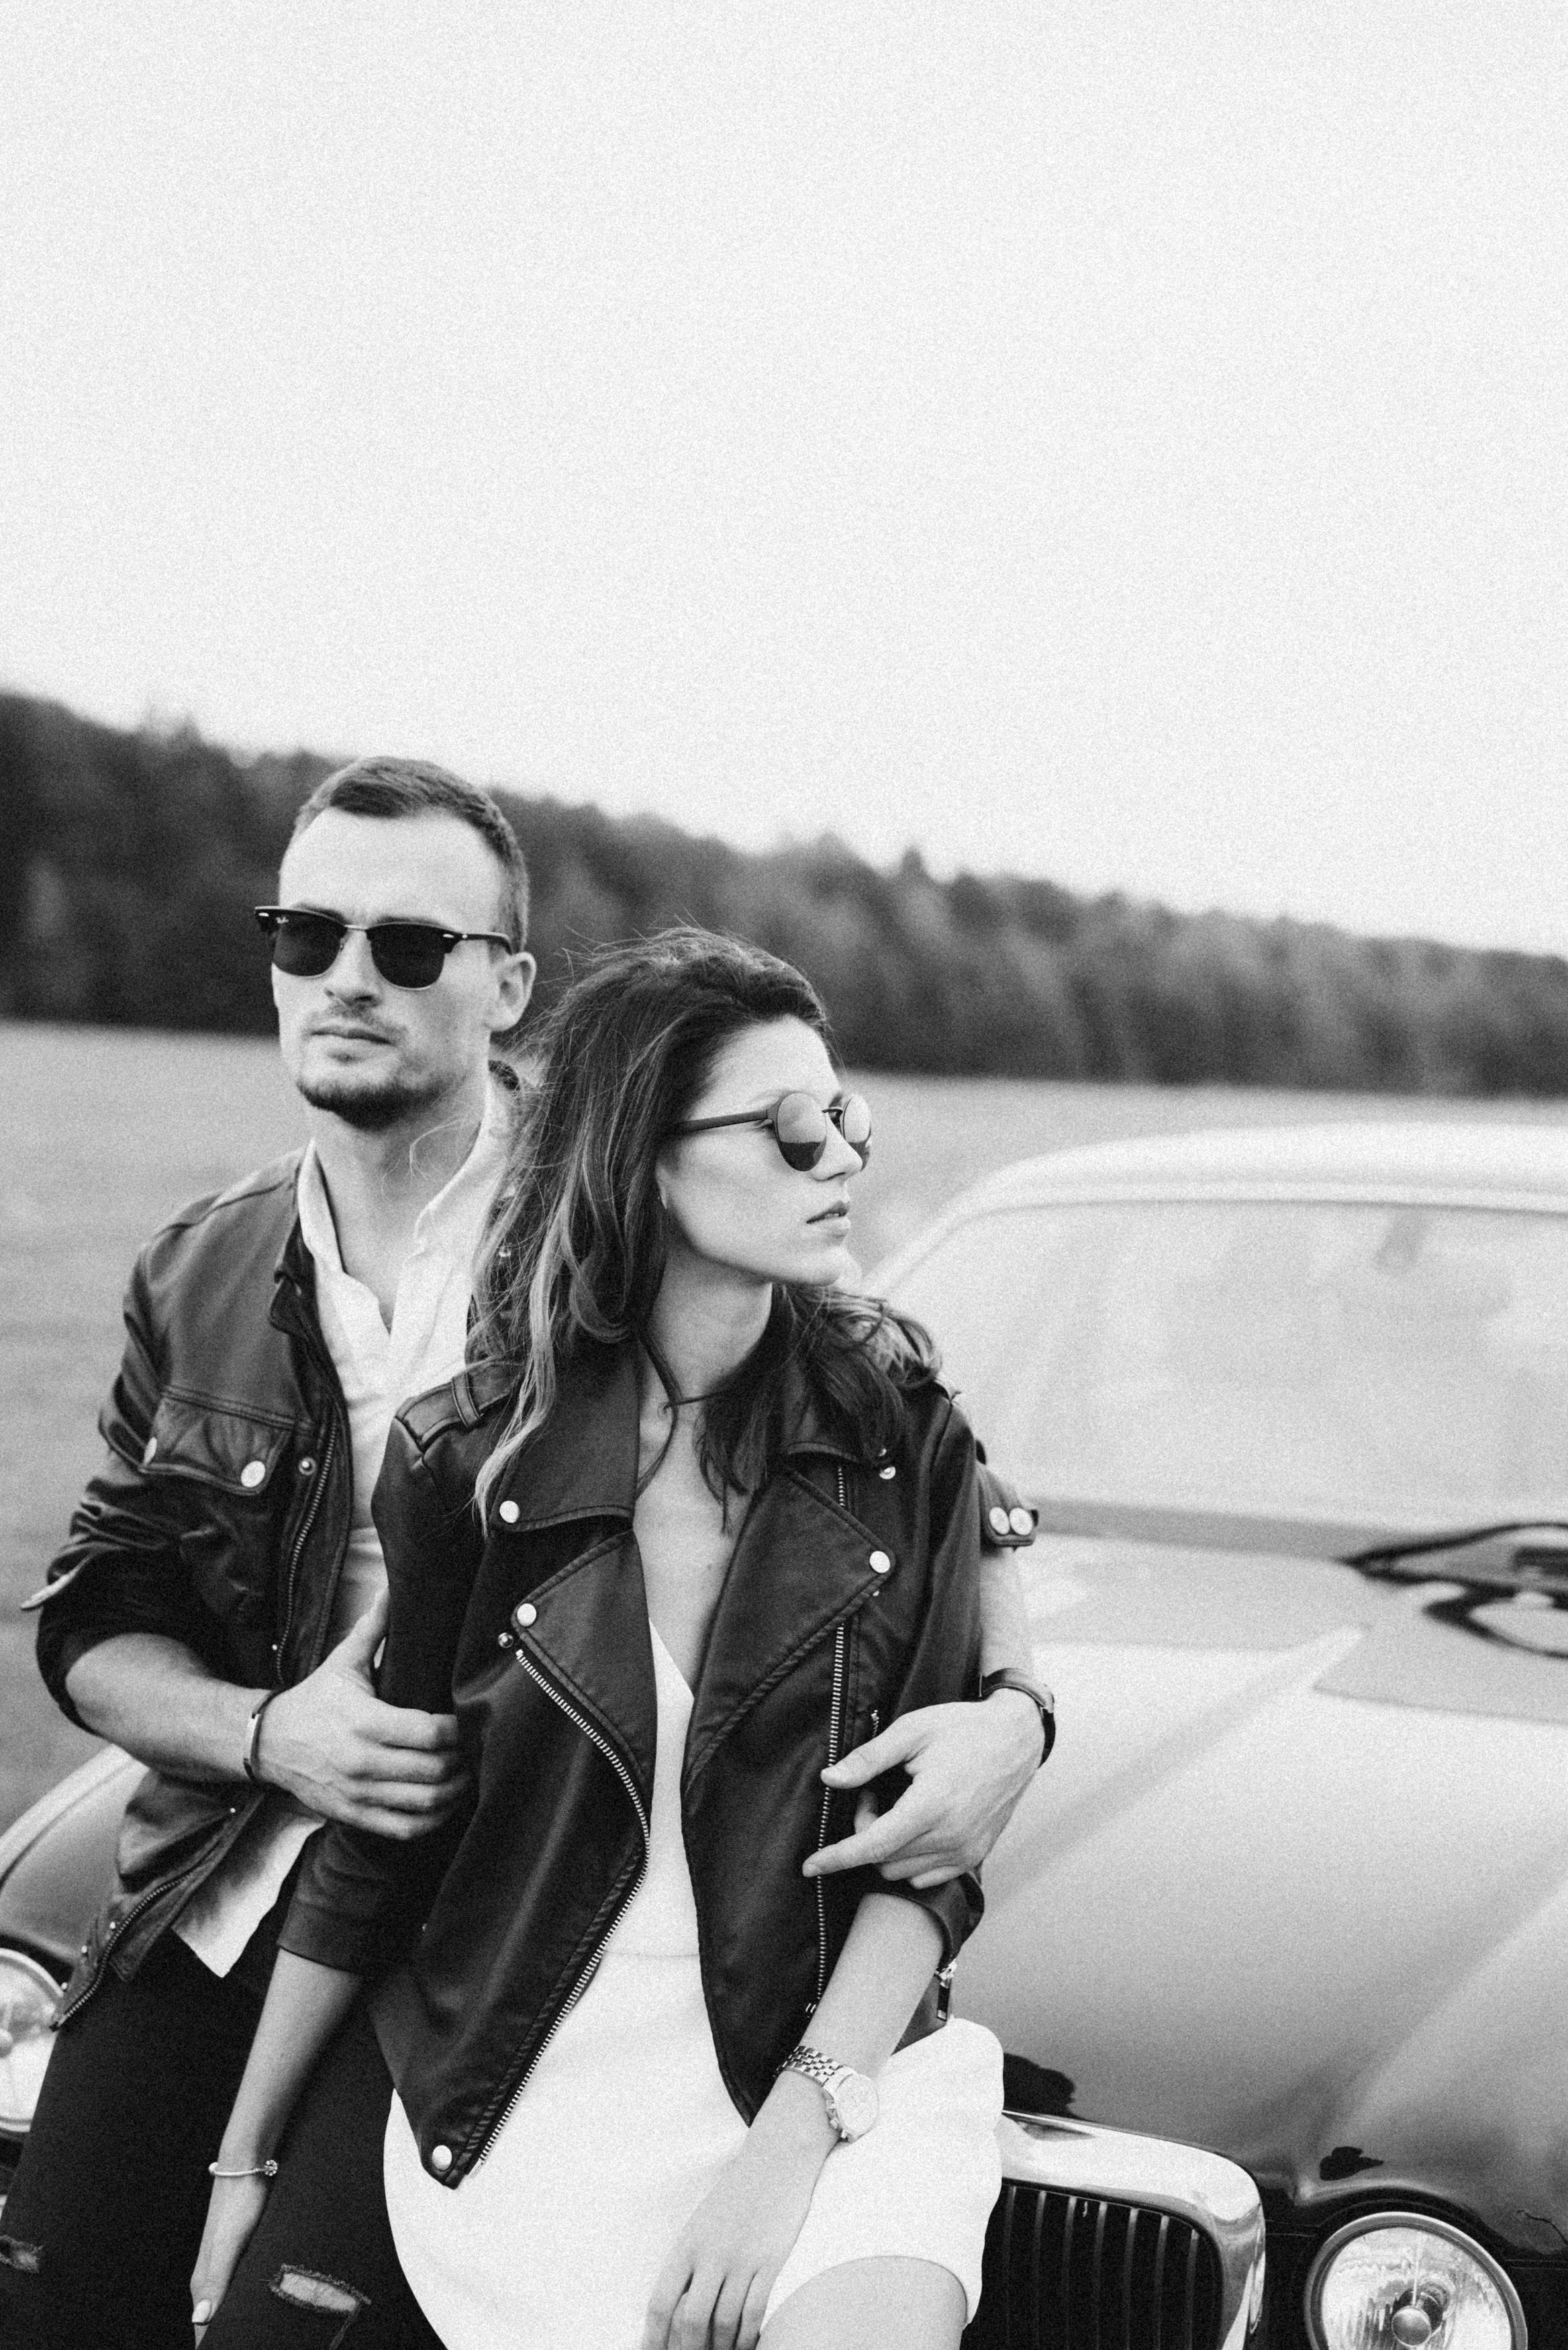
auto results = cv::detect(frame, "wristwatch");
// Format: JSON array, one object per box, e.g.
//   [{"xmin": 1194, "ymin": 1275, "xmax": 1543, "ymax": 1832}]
[
  {"xmin": 777, "ymin": 2043, "xmax": 879, "ymax": 2141},
  {"xmin": 980, "ymin": 1667, "xmax": 1057, "ymax": 1766}
]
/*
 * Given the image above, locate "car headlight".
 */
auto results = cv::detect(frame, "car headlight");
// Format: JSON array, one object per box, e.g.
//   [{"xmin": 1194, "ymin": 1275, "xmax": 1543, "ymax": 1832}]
[
  {"xmin": 0, "ymin": 1949, "xmax": 62, "ymax": 2136},
  {"xmin": 1306, "ymin": 2213, "xmax": 1526, "ymax": 2350}
]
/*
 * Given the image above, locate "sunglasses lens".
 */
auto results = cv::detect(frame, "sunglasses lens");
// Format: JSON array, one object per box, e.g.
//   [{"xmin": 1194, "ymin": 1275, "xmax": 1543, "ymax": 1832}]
[
  {"xmin": 839, "ymin": 1095, "xmax": 872, "ymax": 1159},
  {"xmin": 773, "ymin": 1092, "xmax": 829, "ymax": 1170},
  {"xmin": 368, "ymin": 925, "xmax": 448, "ymax": 988},
  {"xmin": 266, "ymin": 913, "xmax": 346, "ymax": 978}
]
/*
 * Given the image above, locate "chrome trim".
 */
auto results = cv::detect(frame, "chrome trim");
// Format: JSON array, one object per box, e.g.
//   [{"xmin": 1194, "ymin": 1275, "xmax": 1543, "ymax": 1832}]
[
  {"xmin": 998, "ymin": 2111, "xmax": 1267, "ymax": 2350},
  {"xmin": 1303, "ymin": 2210, "xmax": 1527, "ymax": 2350}
]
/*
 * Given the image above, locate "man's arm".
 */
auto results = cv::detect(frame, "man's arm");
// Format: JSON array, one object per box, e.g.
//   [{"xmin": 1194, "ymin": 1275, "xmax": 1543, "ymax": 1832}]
[
  {"xmin": 804, "ymin": 1511, "xmax": 1050, "ymax": 1893},
  {"xmin": 64, "ymin": 1595, "xmax": 466, "ymax": 1840},
  {"xmin": 38, "ymin": 1250, "xmax": 463, "ymax": 1837}
]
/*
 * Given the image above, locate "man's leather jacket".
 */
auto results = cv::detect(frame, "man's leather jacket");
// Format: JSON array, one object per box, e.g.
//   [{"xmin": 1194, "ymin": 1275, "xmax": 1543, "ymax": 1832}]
[
  {"xmin": 30, "ymin": 1154, "xmax": 354, "ymax": 2013},
  {"xmin": 281, "ymin": 1340, "xmax": 987, "ymax": 2188}
]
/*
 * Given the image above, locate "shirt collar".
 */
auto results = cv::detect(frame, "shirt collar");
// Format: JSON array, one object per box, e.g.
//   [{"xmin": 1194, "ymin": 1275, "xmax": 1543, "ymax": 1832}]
[{"xmin": 296, "ymin": 1084, "xmax": 511, "ymax": 1282}]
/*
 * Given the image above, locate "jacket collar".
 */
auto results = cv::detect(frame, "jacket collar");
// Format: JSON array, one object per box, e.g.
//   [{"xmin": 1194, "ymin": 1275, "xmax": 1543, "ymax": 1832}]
[{"xmin": 489, "ymin": 1333, "xmax": 869, "ymax": 1532}]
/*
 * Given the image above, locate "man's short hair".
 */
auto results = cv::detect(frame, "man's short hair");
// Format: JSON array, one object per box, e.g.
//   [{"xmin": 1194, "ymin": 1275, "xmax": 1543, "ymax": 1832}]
[{"xmin": 291, "ymin": 757, "xmax": 530, "ymax": 947}]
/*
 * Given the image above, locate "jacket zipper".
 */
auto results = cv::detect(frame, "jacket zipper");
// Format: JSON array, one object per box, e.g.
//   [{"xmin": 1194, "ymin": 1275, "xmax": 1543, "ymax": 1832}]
[
  {"xmin": 280, "ymin": 1410, "xmax": 341, "ymax": 1671},
  {"xmin": 54, "ymin": 1842, "xmax": 223, "ymax": 2028},
  {"xmin": 471, "ymin": 1649, "xmax": 652, "ymax": 2167},
  {"xmin": 812, "ymin": 1463, "xmax": 853, "ymax": 2006}
]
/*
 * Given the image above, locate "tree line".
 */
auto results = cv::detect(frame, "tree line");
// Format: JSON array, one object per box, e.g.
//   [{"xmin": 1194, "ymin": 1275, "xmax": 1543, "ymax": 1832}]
[{"xmin": 3, "ymin": 688, "xmax": 1566, "ymax": 1092}]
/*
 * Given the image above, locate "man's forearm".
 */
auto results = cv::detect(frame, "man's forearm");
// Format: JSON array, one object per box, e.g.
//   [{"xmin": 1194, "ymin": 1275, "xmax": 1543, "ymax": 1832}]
[{"xmin": 64, "ymin": 1633, "xmax": 262, "ymax": 1783}]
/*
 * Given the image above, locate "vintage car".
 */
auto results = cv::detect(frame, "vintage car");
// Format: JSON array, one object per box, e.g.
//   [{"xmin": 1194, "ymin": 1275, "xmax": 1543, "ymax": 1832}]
[{"xmin": 6, "ymin": 1119, "xmax": 1568, "ymax": 2350}]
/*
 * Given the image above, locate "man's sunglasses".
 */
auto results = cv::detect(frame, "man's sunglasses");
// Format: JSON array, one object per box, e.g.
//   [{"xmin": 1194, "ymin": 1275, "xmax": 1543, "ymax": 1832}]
[
  {"xmin": 669, "ymin": 1090, "xmax": 872, "ymax": 1171},
  {"xmin": 254, "ymin": 906, "xmax": 513, "ymax": 991}
]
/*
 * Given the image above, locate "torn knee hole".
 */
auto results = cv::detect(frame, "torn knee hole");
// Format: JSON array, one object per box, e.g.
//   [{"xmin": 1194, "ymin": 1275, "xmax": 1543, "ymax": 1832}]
[
  {"xmin": 0, "ymin": 2237, "xmax": 44, "ymax": 2275},
  {"xmin": 268, "ymin": 2265, "xmax": 368, "ymax": 2317}
]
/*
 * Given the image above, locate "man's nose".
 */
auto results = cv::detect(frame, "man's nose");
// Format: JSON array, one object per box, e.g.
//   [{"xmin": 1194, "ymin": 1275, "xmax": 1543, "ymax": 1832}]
[{"xmin": 324, "ymin": 929, "xmax": 383, "ymax": 999}]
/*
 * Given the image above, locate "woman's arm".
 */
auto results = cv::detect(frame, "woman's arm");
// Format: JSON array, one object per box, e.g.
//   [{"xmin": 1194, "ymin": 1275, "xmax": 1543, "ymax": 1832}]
[
  {"xmin": 189, "ymin": 1952, "xmax": 362, "ymax": 2336},
  {"xmin": 642, "ymin": 1891, "xmax": 942, "ymax": 2350}
]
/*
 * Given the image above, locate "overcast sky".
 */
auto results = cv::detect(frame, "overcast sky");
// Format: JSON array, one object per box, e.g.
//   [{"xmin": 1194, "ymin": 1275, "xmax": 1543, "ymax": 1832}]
[{"xmin": 3, "ymin": 5, "xmax": 1565, "ymax": 951}]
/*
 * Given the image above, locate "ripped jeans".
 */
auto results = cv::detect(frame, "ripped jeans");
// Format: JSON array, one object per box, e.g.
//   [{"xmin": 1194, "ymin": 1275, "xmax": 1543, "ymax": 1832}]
[{"xmin": 0, "ymin": 1928, "xmax": 434, "ymax": 2349}]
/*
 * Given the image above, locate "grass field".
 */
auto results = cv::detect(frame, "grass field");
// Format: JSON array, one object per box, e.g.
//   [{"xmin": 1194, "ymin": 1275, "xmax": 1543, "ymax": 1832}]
[{"xmin": 6, "ymin": 1017, "xmax": 1568, "ymax": 1832}]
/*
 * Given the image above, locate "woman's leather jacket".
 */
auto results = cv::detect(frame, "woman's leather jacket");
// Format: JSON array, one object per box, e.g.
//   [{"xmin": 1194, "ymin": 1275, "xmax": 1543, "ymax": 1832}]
[{"xmin": 281, "ymin": 1339, "xmax": 987, "ymax": 2188}]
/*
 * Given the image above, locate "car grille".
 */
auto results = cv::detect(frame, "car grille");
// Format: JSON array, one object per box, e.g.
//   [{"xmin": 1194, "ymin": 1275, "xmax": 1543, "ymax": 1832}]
[{"xmin": 965, "ymin": 2181, "xmax": 1226, "ymax": 2350}]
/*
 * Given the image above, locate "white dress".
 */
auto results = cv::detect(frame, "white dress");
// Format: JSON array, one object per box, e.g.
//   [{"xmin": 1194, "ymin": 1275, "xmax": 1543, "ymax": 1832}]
[{"xmin": 383, "ymin": 1626, "xmax": 1003, "ymax": 2348}]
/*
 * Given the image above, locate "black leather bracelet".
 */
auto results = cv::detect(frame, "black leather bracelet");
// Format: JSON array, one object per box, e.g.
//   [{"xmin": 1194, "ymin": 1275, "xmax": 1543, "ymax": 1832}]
[{"xmin": 980, "ymin": 1668, "xmax": 1056, "ymax": 1767}]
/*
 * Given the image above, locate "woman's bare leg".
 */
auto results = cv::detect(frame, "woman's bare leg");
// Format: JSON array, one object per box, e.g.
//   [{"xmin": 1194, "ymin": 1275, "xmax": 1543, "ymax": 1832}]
[{"xmin": 761, "ymin": 2255, "xmax": 967, "ymax": 2350}]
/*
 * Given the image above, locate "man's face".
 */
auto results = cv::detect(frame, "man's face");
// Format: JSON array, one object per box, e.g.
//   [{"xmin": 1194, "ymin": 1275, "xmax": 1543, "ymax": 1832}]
[{"xmin": 272, "ymin": 808, "xmax": 534, "ymax": 1130}]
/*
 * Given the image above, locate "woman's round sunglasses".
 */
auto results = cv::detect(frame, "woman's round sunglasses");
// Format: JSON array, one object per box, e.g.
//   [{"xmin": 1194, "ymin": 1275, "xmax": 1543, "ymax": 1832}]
[
  {"xmin": 669, "ymin": 1091, "xmax": 872, "ymax": 1171},
  {"xmin": 254, "ymin": 906, "xmax": 513, "ymax": 991}
]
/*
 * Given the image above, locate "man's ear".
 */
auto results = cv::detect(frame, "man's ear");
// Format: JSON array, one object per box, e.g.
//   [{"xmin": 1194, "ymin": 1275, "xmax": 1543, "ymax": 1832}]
[{"xmin": 491, "ymin": 949, "xmax": 537, "ymax": 1034}]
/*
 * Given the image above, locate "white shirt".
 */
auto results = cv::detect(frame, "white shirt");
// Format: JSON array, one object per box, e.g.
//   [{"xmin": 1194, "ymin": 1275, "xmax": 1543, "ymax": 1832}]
[{"xmin": 173, "ymin": 1093, "xmax": 509, "ymax": 1976}]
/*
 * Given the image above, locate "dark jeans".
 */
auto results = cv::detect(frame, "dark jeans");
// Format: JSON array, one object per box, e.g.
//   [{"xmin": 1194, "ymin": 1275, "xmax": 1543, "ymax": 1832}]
[{"xmin": 0, "ymin": 1930, "xmax": 434, "ymax": 2350}]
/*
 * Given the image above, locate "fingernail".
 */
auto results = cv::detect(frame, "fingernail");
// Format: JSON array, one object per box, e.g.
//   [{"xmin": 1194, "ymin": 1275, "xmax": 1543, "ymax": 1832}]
[{"xmin": 193, "ymin": 2302, "xmax": 212, "ymax": 2324}]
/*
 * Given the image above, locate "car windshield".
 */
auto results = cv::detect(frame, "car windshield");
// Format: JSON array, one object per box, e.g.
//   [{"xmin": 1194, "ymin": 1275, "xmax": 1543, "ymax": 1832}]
[{"xmin": 889, "ymin": 1198, "xmax": 1568, "ymax": 1536}]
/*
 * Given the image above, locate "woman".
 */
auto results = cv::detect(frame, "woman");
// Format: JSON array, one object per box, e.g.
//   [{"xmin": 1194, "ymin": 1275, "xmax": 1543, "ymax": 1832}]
[{"xmin": 193, "ymin": 929, "xmax": 1002, "ymax": 2349}]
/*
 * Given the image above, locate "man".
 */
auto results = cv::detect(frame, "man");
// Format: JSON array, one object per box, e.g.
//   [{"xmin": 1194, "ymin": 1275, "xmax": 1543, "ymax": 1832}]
[{"xmin": 1, "ymin": 759, "xmax": 1050, "ymax": 2349}]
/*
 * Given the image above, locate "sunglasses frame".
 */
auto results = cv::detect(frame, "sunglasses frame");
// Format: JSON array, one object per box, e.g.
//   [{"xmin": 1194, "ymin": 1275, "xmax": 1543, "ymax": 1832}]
[
  {"xmin": 668, "ymin": 1090, "xmax": 873, "ymax": 1171},
  {"xmin": 254, "ymin": 906, "xmax": 514, "ymax": 990}
]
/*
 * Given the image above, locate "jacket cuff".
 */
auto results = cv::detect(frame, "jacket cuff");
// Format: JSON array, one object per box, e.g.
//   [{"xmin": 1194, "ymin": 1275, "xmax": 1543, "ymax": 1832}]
[
  {"xmin": 278, "ymin": 1889, "xmax": 413, "ymax": 1978},
  {"xmin": 876, "ymin": 1869, "xmax": 985, "ymax": 1969}
]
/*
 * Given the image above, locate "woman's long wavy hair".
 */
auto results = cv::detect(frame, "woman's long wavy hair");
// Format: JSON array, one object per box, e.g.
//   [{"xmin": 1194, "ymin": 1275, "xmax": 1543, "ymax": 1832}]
[{"xmin": 469, "ymin": 928, "xmax": 936, "ymax": 1522}]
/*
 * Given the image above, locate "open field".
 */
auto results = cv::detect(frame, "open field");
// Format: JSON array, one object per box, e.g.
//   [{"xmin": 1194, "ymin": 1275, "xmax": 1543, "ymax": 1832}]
[{"xmin": 5, "ymin": 1017, "xmax": 1568, "ymax": 1832}]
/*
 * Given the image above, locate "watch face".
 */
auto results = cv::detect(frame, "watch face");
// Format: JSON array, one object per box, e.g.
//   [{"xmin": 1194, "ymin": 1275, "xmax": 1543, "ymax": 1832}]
[{"xmin": 827, "ymin": 2069, "xmax": 879, "ymax": 2141}]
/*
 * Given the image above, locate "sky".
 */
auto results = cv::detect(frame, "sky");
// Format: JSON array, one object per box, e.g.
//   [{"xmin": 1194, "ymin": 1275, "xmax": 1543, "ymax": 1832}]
[{"xmin": 3, "ymin": 3, "xmax": 1565, "ymax": 951}]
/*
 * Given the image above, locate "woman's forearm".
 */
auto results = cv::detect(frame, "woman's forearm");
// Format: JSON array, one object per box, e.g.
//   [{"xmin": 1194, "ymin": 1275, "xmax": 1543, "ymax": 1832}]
[
  {"xmin": 748, "ymin": 1891, "xmax": 944, "ymax": 2159},
  {"xmin": 216, "ymin": 1950, "xmax": 363, "ymax": 2162}
]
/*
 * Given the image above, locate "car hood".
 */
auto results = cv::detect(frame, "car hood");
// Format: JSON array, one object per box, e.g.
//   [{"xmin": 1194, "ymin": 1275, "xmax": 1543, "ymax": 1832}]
[{"xmin": 957, "ymin": 1531, "xmax": 1568, "ymax": 2257}]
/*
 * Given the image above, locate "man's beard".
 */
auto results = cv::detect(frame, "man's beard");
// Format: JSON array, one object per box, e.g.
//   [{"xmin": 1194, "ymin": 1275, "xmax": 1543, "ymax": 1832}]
[{"xmin": 296, "ymin": 1067, "xmax": 445, "ymax": 1132}]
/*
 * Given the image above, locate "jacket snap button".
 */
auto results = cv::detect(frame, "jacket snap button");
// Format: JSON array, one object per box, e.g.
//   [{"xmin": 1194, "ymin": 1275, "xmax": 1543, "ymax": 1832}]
[
  {"xmin": 513, "ymin": 1601, "xmax": 538, "ymax": 1630},
  {"xmin": 879, "ymin": 1464, "xmax": 897, "ymax": 1480},
  {"xmin": 142, "ymin": 1436, "xmax": 158, "ymax": 1464},
  {"xmin": 241, "ymin": 1460, "xmax": 266, "ymax": 1489},
  {"xmin": 987, "ymin": 1505, "xmax": 1010, "ymax": 1536},
  {"xmin": 869, "ymin": 1550, "xmax": 892, "ymax": 1574},
  {"xmin": 1008, "ymin": 1506, "xmax": 1034, "ymax": 1536},
  {"xmin": 431, "ymin": 2144, "xmax": 453, "ymax": 2173},
  {"xmin": 298, "ymin": 1455, "xmax": 317, "ymax": 1476},
  {"xmin": 497, "ymin": 1629, "xmax": 515, "ymax": 1648},
  {"xmin": 498, "ymin": 1500, "xmax": 520, "ymax": 1525}
]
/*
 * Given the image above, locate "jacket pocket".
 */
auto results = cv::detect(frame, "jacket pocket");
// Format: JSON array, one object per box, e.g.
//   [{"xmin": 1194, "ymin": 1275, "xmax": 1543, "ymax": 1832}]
[{"xmin": 140, "ymin": 1391, "xmax": 296, "ymax": 1496}]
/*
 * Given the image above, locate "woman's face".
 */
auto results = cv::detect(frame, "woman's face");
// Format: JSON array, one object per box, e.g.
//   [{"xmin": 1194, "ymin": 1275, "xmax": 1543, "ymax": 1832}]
[{"xmin": 655, "ymin": 1017, "xmax": 867, "ymax": 1290}]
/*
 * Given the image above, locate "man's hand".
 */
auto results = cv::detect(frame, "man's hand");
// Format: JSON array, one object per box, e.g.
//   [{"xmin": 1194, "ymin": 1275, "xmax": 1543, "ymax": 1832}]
[
  {"xmin": 256, "ymin": 1590, "xmax": 466, "ymax": 1838},
  {"xmin": 802, "ymin": 1691, "xmax": 1046, "ymax": 1890}
]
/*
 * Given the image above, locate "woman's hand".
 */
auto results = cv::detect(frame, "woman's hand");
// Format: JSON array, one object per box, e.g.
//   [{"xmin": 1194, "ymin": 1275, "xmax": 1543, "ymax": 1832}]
[
  {"xmin": 190, "ymin": 2171, "xmax": 272, "ymax": 2340},
  {"xmin": 641, "ymin": 2082, "xmax": 833, "ymax": 2350}
]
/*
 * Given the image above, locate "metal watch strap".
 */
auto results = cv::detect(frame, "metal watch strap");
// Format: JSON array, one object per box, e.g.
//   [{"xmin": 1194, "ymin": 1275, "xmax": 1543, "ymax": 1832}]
[
  {"xmin": 980, "ymin": 1666, "xmax": 1057, "ymax": 1766},
  {"xmin": 777, "ymin": 2042, "xmax": 842, "ymax": 2095}
]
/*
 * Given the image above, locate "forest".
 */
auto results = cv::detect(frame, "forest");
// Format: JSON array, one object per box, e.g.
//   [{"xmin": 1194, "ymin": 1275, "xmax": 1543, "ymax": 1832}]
[{"xmin": 3, "ymin": 688, "xmax": 1566, "ymax": 1092}]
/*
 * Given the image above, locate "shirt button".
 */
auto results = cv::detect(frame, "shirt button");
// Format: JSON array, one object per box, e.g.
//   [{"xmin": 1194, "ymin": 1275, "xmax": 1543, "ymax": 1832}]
[
  {"xmin": 987, "ymin": 1505, "xmax": 1011, "ymax": 1537},
  {"xmin": 868, "ymin": 1551, "xmax": 892, "ymax": 1575},
  {"xmin": 431, "ymin": 2145, "xmax": 453, "ymax": 2174},
  {"xmin": 513, "ymin": 1602, "xmax": 538, "ymax": 1630},
  {"xmin": 241, "ymin": 1460, "xmax": 267, "ymax": 1489},
  {"xmin": 498, "ymin": 1500, "xmax": 520, "ymax": 1525},
  {"xmin": 142, "ymin": 1436, "xmax": 158, "ymax": 1464},
  {"xmin": 1009, "ymin": 1506, "xmax": 1034, "ymax": 1536},
  {"xmin": 878, "ymin": 1464, "xmax": 897, "ymax": 1480}
]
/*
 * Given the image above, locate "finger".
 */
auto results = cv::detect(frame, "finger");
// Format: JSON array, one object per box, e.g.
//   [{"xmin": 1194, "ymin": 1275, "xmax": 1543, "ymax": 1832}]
[
  {"xmin": 339, "ymin": 1776, "xmax": 469, "ymax": 1817},
  {"xmin": 342, "ymin": 1737, "xmax": 467, "ymax": 1784},
  {"xmin": 711, "ymin": 2269, "xmax": 755, "ymax": 2350},
  {"xmin": 803, "ymin": 1809, "xmax": 913, "ymax": 1876},
  {"xmin": 820, "ymin": 1716, "xmax": 921, "ymax": 1787},
  {"xmin": 357, "ymin": 1701, "xmax": 462, "ymax": 1752},
  {"xmin": 738, "ymin": 2269, "xmax": 772, "ymax": 2350},
  {"xmin": 641, "ymin": 2254, "xmax": 690, "ymax": 2350},
  {"xmin": 338, "ymin": 1799, "xmax": 468, "ymax": 1841},
  {"xmin": 674, "ymin": 2271, "xmax": 721, "ymax": 2350},
  {"xmin": 331, "ymin": 1585, "xmax": 390, "ymax": 1667}
]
